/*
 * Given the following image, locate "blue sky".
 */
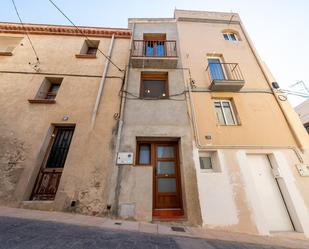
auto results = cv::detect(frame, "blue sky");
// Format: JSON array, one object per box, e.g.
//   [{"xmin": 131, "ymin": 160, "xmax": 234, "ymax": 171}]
[{"xmin": 1, "ymin": 0, "xmax": 308, "ymax": 106}]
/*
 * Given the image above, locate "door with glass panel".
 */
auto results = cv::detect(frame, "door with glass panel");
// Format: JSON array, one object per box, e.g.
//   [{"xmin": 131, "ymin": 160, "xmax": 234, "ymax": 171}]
[{"xmin": 153, "ymin": 143, "xmax": 182, "ymax": 214}]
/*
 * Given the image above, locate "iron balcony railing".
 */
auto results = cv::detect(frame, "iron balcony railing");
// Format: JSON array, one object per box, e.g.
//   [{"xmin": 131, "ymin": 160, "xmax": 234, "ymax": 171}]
[
  {"xmin": 131, "ymin": 40, "xmax": 177, "ymax": 57},
  {"xmin": 206, "ymin": 63, "xmax": 244, "ymax": 83}
]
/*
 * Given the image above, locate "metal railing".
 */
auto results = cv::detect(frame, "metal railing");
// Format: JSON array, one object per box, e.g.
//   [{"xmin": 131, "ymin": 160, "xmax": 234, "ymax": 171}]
[
  {"xmin": 31, "ymin": 169, "xmax": 62, "ymax": 200},
  {"xmin": 131, "ymin": 40, "xmax": 177, "ymax": 57},
  {"xmin": 206, "ymin": 63, "xmax": 244, "ymax": 82}
]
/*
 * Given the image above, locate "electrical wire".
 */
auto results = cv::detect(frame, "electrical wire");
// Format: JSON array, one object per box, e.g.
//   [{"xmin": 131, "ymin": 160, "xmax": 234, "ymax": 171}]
[
  {"xmin": 11, "ymin": 0, "xmax": 40, "ymax": 61},
  {"xmin": 47, "ymin": 0, "xmax": 124, "ymax": 73},
  {"xmin": 119, "ymin": 89, "xmax": 187, "ymax": 101}
]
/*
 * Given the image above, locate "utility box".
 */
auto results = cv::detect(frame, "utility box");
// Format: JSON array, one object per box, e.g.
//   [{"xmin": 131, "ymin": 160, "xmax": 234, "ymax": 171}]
[
  {"xmin": 296, "ymin": 164, "xmax": 309, "ymax": 176},
  {"xmin": 117, "ymin": 152, "xmax": 134, "ymax": 165}
]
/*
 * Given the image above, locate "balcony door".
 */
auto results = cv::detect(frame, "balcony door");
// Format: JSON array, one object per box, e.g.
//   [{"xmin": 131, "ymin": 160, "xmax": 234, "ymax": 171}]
[
  {"xmin": 31, "ymin": 126, "xmax": 75, "ymax": 200},
  {"xmin": 144, "ymin": 33, "xmax": 166, "ymax": 57},
  {"xmin": 208, "ymin": 58, "xmax": 226, "ymax": 80}
]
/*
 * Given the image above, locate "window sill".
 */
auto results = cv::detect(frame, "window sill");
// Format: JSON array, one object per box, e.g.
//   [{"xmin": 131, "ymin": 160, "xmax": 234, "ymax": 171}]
[
  {"xmin": 75, "ymin": 54, "xmax": 97, "ymax": 59},
  {"xmin": 0, "ymin": 51, "xmax": 13, "ymax": 56},
  {"xmin": 134, "ymin": 164, "xmax": 153, "ymax": 167},
  {"xmin": 28, "ymin": 99, "xmax": 56, "ymax": 104}
]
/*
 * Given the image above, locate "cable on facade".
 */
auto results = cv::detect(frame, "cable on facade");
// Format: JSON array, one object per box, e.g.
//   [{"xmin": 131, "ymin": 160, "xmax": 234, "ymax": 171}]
[
  {"xmin": 47, "ymin": 0, "xmax": 124, "ymax": 73},
  {"xmin": 11, "ymin": 0, "xmax": 40, "ymax": 62},
  {"xmin": 119, "ymin": 90, "xmax": 187, "ymax": 101}
]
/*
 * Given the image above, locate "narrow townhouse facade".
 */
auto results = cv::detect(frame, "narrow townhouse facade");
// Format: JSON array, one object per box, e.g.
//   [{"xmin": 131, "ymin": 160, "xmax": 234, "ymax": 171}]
[
  {"xmin": 295, "ymin": 99, "xmax": 309, "ymax": 134},
  {"xmin": 110, "ymin": 17, "xmax": 202, "ymax": 225},
  {"xmin": 1, "ymin": 9, "xmax": 309, "ymax": 238},
  {"xmin": 0, "ymin": 22, "xmax": 131, "ymax": 215},
  {"xmin": 174, "ymin": 10, "xmax": 309, "ymax": 236}
]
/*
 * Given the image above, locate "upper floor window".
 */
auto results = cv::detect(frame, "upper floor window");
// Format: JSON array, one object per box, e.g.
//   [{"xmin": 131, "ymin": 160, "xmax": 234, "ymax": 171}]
[
  {"xmin": 304, "ymin": 123, "xmax": 309, "ymax": 134},
  {"xmin": 76, "ymin": 40, "xmax": 99, "ymax": 58},
  {"xmin": 0, "ymin": 36, "xmax": 23, "ymax": 56},
  {"xmin": 214, "ymin": 99, "xmax": 237, "ymax": 125},
  {"xmin": 143, "ymin": 34, "xmax": 166, "ymax": 57},
  {"xmin": 140, "ymin": 72, "xmax": 168, "ymax": 99},
  {"xmin": 223, "ymin": 32, "xmax": 238, "ymax": 41},
  {"xmin": 29, "ymin": 77, "xmax": 63, "ymax": 103}
]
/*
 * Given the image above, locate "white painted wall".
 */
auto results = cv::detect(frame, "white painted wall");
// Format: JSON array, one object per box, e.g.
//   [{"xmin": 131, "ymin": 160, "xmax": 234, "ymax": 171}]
[
  {"xmin": 247, "ymin": 154, "xmax": 293, "ymax": 232},
  {"xmin": 193, "ymin": 148, "xmax": 239, "ymax": 227},
  {"xmin": 194, "ymin": 147, "xmax": 309, "ymax": 237},
  {"xmin": 238, "ymin": 149, "xmax": 309, "ymax": 237},
  {"xmin": 295, "ymin": 100, "xmax": 309, "ymax": 125}
]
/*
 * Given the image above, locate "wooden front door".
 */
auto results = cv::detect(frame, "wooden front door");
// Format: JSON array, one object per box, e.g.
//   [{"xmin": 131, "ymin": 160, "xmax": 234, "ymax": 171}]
[
  {"xmin": 31, "ymin": 126, "xmax": 75, "ymax": 200},
  {"xmin": 153, "ymin": 142, "xmax": 183, "ymax": 218}
]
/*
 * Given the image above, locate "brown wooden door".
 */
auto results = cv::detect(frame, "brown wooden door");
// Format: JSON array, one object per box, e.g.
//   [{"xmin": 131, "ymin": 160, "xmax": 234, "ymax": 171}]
[
  {"xmin": 153, "ymin": 142, "xmax": 183, "ymax": 217},
  {"xmin": 31, "ymin": 126, "xmax": 75, "ymax": 200}
]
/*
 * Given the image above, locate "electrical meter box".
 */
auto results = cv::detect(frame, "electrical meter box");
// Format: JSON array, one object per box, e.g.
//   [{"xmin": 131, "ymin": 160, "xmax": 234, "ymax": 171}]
[
  {"xmin": 296, "ymin": 164, "xmax": 309, "ymax": 177},
  {"xmin": 117, "ymin": 152, "xmax": 134, "ymax": 165}
]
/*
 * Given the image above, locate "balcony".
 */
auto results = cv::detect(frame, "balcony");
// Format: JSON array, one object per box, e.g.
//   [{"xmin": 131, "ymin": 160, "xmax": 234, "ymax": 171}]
[
  {"xmin": 131, "ymin": 40, "xmax": 178, "ymax": 69},
  {"xmin": 206, "ymin": 62, "xmax": 245, "ymax": 91}
]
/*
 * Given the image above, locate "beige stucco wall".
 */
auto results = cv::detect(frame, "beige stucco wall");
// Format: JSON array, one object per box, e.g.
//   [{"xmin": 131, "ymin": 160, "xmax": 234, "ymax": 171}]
[
  {"xmin": 175, "ymin": 9, "xmax": 309, "ymax": 236},
  {"xmin": 0, "ymin": 32, "xmax": 130, "ymax": 216},
  {"xmin": 176, "ymin": 17, "xmax": 297, "ymax": 146}
]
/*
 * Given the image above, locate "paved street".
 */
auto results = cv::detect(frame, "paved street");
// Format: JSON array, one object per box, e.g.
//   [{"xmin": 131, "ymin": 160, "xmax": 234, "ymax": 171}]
[{"xmin": 0, "ymin": 216, "xmax": 289, "ymax": 249}]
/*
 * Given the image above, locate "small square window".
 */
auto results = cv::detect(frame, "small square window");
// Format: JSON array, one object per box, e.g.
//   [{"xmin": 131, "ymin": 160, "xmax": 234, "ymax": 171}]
[
  {"xmin": 0, "ymin": 36, "xmax": 23, "ymax": 55},
  {"xmin": 86, "ymin": 46, "xmax": 98, "ymax": 55},
  {"xmin": 140, "ymin": 73, "xmax": 168, "ymax": 99},
  {"xmin": 304, "ymin": 123, "xmax": 309, "ymax": 134},
  {"xmin": 45, "ymin": 83, "xmax": 61, "ymax": 100},
  {"xmin": 199, "ymin": 157, "xmax": 212, "ymax": 170},
  {"xmin": 79, "ymin": 40, "xmax": 99, "ymax": 56},
  {"xmin": 35, "ymin": 77, "xmax": 63, "ymax": 100}
]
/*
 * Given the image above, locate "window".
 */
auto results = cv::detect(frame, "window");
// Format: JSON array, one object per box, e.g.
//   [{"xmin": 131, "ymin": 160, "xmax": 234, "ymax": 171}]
[
  {"xmin": 0, "ymin": 36, "xmax": 23, "ymax": 56},
  {"xmin": 223, "ymin": 32, "xmax": 238, "ymax": 41},
  {"xmin": 214, "ymin": 99, "xmax": 237, "ymax": 125},
  {"xmin": 143, "ymin": 34, "xmax": 166, "ymax": 57},
  {"xmin": 198, "ymin": 151, "xmax": 221, "ymax": 172},
  {"xmin": 29, "ymin": 77, "xmax": 63, "ymax": 103},
  {"xmin": 199, "ymin": 157, "xmax": 212, "ymax": 170},
  {"xmin": 304, "ymin": 123, "xmax": 309, "ymax": 134},
  {"xmin": 208, "ymin": 57, "xmax": 226, "ymax": 81},
  {"xmin": 137, "ymin": 143, "xmax": 151, "ymax": 165},
  {"xmin": 76, "ymin": 40, "xmax": 99, "ymax": 58},
  {"xmin": 140, "ymin": 72, "xmax": 168, "ymax": 99}
]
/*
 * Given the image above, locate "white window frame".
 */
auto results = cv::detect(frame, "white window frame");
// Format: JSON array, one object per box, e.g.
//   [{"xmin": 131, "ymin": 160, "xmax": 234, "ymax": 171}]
[
  {"xmin": 214, "ymin": 99, "xmax": 237, "ymax": 125},
  {"xmin": 223, "ymin": 32, "xmax": 238, "ymax": 41}
]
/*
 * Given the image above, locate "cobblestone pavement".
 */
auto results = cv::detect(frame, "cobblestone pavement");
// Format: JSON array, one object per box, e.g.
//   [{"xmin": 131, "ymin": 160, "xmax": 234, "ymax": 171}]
[{"xmin": 0, "ymin": 216, "xmax": 290, "ymax": 249}]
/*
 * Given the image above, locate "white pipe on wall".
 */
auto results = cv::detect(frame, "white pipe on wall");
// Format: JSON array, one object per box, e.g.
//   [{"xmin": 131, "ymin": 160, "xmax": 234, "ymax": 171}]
[
  {"xmin": 91, "ymin": 34, "xmax": 115, "ymax": 127},
  {"xmin": 107, "ymin": 23, "xmax": 135, "ymax": 214}
]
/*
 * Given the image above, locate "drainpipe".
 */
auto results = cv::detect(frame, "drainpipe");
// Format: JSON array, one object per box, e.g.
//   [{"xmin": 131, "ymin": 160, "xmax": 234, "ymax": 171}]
[
  {"xmin": 107, "ymin": 23, "xmax": 135, "ymax": 216},
  {"xmin": 91, "ymin": 34, "xmax": 115, "ymax": 127},
  {"xmin": 239, "ymin": 21, "xmax": 309, "ymax": 153}
]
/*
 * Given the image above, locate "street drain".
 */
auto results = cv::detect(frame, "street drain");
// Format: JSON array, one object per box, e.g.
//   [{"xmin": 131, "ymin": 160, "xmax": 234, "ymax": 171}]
[
  {"xmin": 114, "ymin": 222, "xmax": 122, "ymax": 225},
  {"xmin": 171, "ymin": 226, "xmax": 186, "ymax": 232}
]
